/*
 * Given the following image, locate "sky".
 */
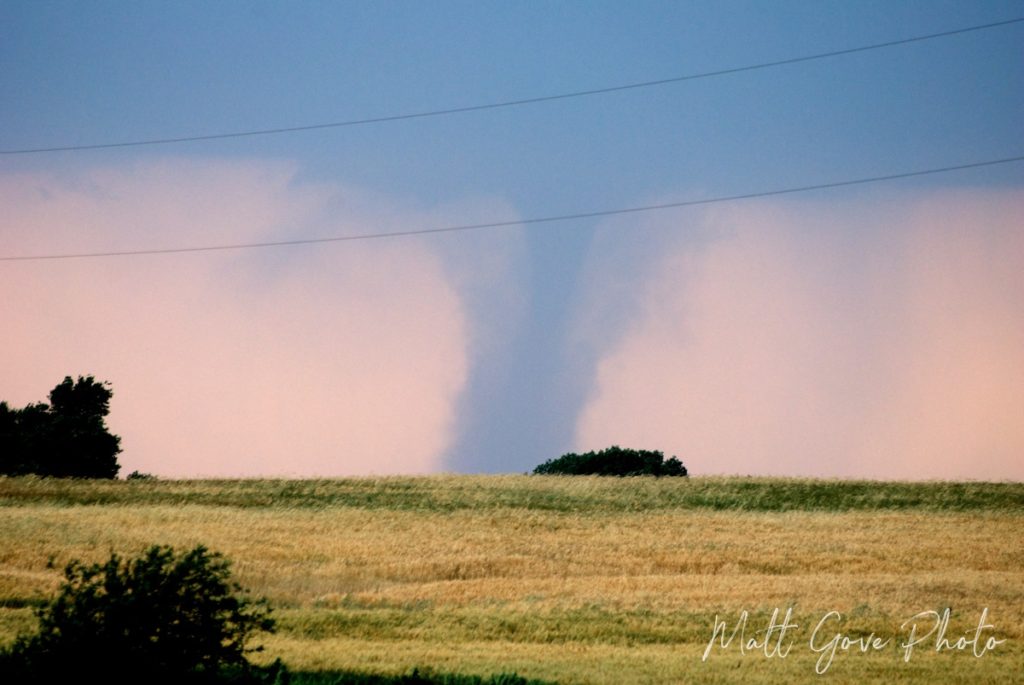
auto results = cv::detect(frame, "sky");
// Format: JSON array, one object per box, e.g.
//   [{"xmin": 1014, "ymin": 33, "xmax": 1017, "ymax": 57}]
[{"xmin": 1, "ymin": 1, "xmax": 1022, "ymax": 479}]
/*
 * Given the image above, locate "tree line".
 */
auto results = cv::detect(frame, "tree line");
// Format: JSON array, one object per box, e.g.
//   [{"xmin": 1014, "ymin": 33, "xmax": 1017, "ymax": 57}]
[
  {"xmin": 1, "ymin": 377, "xmax": 687, "ymax": 482},
  {"xmin": 532, "ymin": 445, "xmax": 687, "ymax": 477}
]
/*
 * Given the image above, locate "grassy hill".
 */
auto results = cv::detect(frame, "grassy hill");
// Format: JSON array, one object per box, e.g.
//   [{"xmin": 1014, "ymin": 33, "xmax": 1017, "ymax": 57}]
[{"xmin": 1, "ymin": 475, "xmax": 1021, "ymax": 683}]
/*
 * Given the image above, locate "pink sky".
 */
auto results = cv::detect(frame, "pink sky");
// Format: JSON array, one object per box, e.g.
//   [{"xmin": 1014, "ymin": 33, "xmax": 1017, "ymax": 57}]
[
  {"xmin": 3, "ymin": 160, "xmax": 1022, "ymax": 479},
  {"xmin": 1, "ymin": 160, "xmax": 471, "ymax": 476},
  {"xmin": 575, "ymin": 189, "xmax": 1024, "ymax": 479}
]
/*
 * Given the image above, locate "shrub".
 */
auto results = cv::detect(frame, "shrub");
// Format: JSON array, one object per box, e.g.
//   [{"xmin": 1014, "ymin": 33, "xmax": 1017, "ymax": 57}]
[
  {"xmin": 127, "ymin": 470, "xmax": 158, "ymax": 480},
  {"xmin": 533, "ymin": 445, "xmax": 687, "ymax": 477},
  {"xmin": 0, "ymin": 544, "xmax": 276, "ymax": 683}
]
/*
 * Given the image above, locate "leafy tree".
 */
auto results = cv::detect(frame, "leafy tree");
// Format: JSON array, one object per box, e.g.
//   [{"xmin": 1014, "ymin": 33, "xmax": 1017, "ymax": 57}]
[
  {"xmin": 0, "ymin": 375, "xmax": 121, "ymax": 478},
  {"xmin": 0, "ymin": 400, "xmax": 49, "ymax": 475},
  {"xmin": 0, "ymin": 545, "xmax": 276, "ymax": 683},
  {"xmin": 533, "ymin": 445, "xmax": 687, "ymax": 477}
]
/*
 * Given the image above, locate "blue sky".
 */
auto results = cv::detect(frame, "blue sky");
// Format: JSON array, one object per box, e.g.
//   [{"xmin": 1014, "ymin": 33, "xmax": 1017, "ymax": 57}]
[{"xmin": 2, "ymin": 2, "xmax": 1022, "ymax": 478}]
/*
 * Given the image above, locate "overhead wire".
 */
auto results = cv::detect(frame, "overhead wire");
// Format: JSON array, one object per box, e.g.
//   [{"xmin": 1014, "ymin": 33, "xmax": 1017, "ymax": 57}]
[
  {"xmin": 1, "ymin": 17, "xmax": 1021, "ymax": 154},
  {"xmin": 2, "ymin": 155, "xmax": 1021, "ymax": 262}
]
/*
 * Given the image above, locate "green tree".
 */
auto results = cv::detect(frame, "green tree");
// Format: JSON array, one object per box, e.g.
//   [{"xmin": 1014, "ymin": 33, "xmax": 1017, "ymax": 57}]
[
  {"xmin": 0, "ymin": 375, "xmax": 121, "ymax": 478},
  {"xmin": 533, "ymin": 445, "xmax": 688, "ymax": 477}
]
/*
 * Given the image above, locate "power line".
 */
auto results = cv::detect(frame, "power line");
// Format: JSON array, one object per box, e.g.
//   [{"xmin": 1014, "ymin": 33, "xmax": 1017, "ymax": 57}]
[
  {"xmin": 3, "ymin": 155, "xmax": 1021, "ymax": 262},
  {"xmin": 2, "ymin": 17, "xmax": 1021, "ymax": 155}
]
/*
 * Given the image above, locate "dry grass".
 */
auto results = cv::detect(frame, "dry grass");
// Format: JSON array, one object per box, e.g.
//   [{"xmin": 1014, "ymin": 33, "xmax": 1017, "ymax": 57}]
[{"xmin": 0, "ymin": 475, "xmax": 1021, "ymax": 683}]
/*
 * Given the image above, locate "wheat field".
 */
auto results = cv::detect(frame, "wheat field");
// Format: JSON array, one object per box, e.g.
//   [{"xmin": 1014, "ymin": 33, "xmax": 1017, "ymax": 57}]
[{"xmin": 0, "ymin": 475, "xmax": 1021, "ymax": 683}]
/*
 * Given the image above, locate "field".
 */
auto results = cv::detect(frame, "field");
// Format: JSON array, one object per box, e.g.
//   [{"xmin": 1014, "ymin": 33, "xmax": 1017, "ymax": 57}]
[{"xmin": 1, "ymin": 475, "xmax": 1022, "ymax": 683}]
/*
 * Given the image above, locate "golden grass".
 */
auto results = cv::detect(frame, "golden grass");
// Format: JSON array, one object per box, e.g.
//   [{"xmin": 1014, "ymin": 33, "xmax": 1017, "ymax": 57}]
[{"xmin": 0, "ymin": 476, "xmax": 1021, "ymax": 683}]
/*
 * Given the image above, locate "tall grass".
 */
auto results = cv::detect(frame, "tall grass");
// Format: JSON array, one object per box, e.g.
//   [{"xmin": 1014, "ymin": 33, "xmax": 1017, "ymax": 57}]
[
  {"xmin": 1, "ymin": 475, "xmax": 1021, "ymax": 683},
  {"xmin": 1, "ymin": 474, "xmax": 1021, "ymax": 512}
]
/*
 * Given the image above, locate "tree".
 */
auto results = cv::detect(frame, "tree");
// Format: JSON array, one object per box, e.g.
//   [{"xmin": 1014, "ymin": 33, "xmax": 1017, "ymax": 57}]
[
  {"xmin": 0, "ymin": 545, "xmax": 276, "ymax": 683},
  {"xmin": 0, "ymin": 375, "xmax": 121, "ymax": 478},
  {"xmin": 533, "ymin": 445, "xmax": 688, "ymax": 477}
]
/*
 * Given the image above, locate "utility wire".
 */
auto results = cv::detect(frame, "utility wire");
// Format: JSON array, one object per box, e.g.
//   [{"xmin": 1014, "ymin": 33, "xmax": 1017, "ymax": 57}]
[
  {"xmin": 2, "ymin": 17, "xmax": 1021, "ymax": 155},
  {"xmin": 2, "ymin": 155, "xmax": 1021, "ymax": 262}
]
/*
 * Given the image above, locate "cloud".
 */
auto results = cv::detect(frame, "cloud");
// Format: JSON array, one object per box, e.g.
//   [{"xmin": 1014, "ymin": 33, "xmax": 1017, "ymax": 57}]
[
  {"xmin": 574, "ymin": 189, "xmax": 1024, "ymax": 480},
  {"xmin": 0, "ymin": 160, "xmax": 472, "ymax": 476}
]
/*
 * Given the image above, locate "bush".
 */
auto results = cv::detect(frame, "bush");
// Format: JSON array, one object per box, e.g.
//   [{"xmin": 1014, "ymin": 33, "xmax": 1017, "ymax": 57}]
[
  {"xmin": 127, "ymin": 470, "xmax": 158, "ymax": 480},
  {"xmin": 533, "ymin": 445, "xmax": 687, "ymax": 477},
  {"xmin": 0, "ymin": 545, "xmax": 276, "ymax": 683}
]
